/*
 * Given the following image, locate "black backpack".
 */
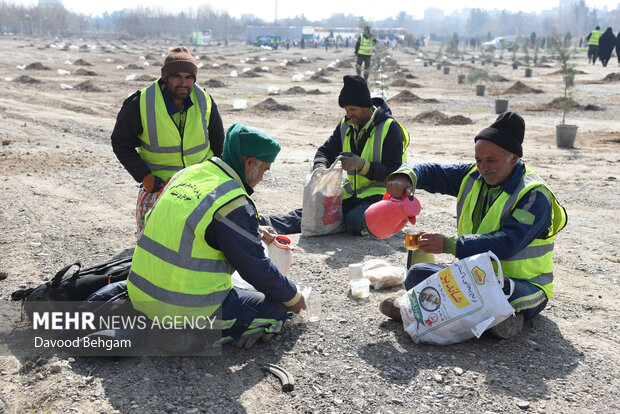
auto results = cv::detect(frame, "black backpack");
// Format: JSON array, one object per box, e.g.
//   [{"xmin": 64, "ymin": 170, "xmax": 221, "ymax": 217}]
[{"xmin": 11, "ymin": 255, "xmax": 133, "ymax": 320}]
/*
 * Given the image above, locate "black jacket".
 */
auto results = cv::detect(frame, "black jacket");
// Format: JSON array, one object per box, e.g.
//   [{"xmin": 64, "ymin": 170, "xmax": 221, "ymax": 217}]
[
  {"xmin": 598, "ymin": 28, "xmax": 615, "ymax": 66},
  {"xmin": 110, "ymin": 81, "xmax": 225, "ymax": 183},
  {"xmin": 313, "ymin": 97, "xmax": 406, "ymax": 184}
]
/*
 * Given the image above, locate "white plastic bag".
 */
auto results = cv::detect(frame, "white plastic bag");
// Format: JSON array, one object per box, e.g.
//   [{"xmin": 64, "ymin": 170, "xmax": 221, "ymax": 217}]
[
  {"xmin": 301, "ymin": 160, "xmax": 344, "ymax": 236},
  {"xmin": 396, "ymin": 251, "xmax": 514, "ymax": 345},
  {"xmin": 362, "ymin": 259, "xmax": 406, "ymax": 289}
]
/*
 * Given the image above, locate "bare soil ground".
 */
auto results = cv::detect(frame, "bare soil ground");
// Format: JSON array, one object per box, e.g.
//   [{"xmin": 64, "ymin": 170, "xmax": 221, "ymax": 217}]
[{"xmin": 0, "ymin": 36, "xmax": 619, "ymax": 414}]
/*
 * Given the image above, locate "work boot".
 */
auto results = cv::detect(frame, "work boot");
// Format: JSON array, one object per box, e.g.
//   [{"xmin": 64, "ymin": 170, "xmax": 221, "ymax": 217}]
[
  {"xmin": 379, "ymin": 297, "xmax": 402, "ymax": 321},
  {"xmin": 488, "ymin": 313, "xmax": 524, "ymax": 339}
]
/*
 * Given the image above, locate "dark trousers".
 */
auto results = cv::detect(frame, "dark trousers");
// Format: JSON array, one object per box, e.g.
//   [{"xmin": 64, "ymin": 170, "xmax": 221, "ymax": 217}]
[
  {"xmin": 588, "ymin": 45, "xmax": 599, "ymax": 64},
  {"xmin": 404, "ymin": 263, "xmax": 548, "ymax": 320},
  {"xmin": 356, "ymin": 54, "xmax": 371, "ymax": 80}
]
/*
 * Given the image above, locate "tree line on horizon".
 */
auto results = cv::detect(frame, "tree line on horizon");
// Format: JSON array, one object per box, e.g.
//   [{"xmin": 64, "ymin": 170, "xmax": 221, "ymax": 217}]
[{"xmin": 0, "ymin": 0, "xmax": 615, "ymax": 41}]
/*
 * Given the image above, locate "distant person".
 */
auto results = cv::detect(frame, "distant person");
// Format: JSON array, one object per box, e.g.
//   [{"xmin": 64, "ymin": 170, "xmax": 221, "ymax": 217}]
[
  {"xmin": 587, "ymin": 25, "xmax": 601, "ymax": 64},
  {"xmin": 285, "ymin": 37, "xmax": 290, "ymax": 50},
  {"xmin": 598, "ymin": 27, "xmax": 615, "ymax": 67},
  {"xmin": 111, "ymin": 46, "xmax": 225, "ymax": 235},
  {"xmin": 263, "ymin": 75, "xmax": 410, "ymax": 236},
  {"xmin": 301, "ymin": 38, "xmax": 305, "ymax": 49},
  {"xmin": 616, "ymin": 32, "xmax": 620, "ymax": 66},
  {"xmin": 380, "ymin": 112, "xmax": 567, "ymax": 339},
  {"xmin": 355, "ymin": 26, "xmax": 376, "ymax": 80}
]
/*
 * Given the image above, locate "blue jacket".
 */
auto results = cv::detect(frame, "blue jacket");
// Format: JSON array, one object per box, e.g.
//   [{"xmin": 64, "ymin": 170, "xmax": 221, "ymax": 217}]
[{"xmin": 402, "ymin": 161, "xmax": 552, "ymax": 260}]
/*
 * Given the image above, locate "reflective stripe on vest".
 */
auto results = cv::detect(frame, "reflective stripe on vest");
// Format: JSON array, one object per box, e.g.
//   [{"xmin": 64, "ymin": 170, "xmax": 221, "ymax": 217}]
[
  {"xmin": 340, "ymin": 117, "xmax": 409, "ymax": 199},
  {"xmin": 358, "ymin": 34, "xmax": 373, "ymax": 55},
  {"xmin": 456, "ymin": 164, "xmax": 567, "ymax": 298},
  {"xmin": 588, "ymin": 30, "xmax": 601, "ymax": 45},
  {"xmin": 138, "ymin": 81, "xmax": 213, "ymax": 180},
  {"xmin": 128, "ymin": 159, "xmax": 256, "ymax": 320}
]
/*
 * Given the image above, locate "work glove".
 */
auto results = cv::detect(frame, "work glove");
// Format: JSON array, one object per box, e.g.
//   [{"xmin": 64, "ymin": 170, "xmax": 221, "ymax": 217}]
[
  {"xmin": 340, "ymin": 152, "xmax": 366, "ymax": 173},
  {"xmin": 231, "ymin": 331, "xmax": 275, "ymax": 349},
  {"xmin": 141, "ymin": 173, "xmax": 165, "ymax": 193}
]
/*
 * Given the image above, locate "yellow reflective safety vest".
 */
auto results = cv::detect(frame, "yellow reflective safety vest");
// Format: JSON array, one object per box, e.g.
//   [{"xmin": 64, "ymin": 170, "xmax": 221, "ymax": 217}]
[
  {"xmin": 358, "ymin": 34, "xmax": 373, "ymax": 56},
  {"xmin": 340, "ymin": 117, "xmax": 410, "ymax": 200},
  {"xmin": 128, "ymin": 158, "xmax": 257, "ymax": 321},
  {"xmin": 137, "ymin": 81, "xmax": 214, "ymax": 181},
  {"xmin": 588, "ymin": 30, "xmax": 601, "ymax": 45},
  {"xmin": 456, "ymin": 164, "xmax": 567, "ymax": 298}
]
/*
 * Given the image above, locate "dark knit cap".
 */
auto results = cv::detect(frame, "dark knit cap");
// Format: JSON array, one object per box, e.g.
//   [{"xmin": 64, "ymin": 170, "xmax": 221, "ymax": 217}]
[
  {"xmin": 338, "ymin": 75, "xmax": 372, "ymax": 108},
  {"xmin": 161, "ymin": 46, "xmax": 197, "ymax": 80},
  {"xmin": 474, "ymin": 112, "xmax": 525, "ymax": 157}
]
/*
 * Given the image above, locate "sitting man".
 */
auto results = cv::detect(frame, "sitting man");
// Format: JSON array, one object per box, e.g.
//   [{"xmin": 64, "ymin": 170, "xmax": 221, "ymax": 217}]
[
  {"xmin": 266, "ymin": 75, "xmax": 409, "ymax": 235},
  {"xmin": 128, "ymin": 123, "xmax": 306, "ymax": 350},
  {"xmin": 380, "ymin": 112, "xmax": 567, "ymax": 338}
]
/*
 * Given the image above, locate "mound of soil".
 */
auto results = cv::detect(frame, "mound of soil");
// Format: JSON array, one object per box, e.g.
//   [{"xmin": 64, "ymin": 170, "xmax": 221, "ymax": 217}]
[
  {"xmin": 218, "ymin": 63, "xmax": 237, "ymax": 70},
  {"xmin": 389, "ymin": 90, "xmax": 439, "ymax": 103},
  {"xmin": 310, "ymin": 73, "xmax": 330, "ymax": 83},
  {"xmin": 13, "ymin": 75, "xmax": 40, "ymax": 84},
  {"xmin": 136, "ymin": 74, "xmax": 156, "ymax": 82},
  {"xmin": 73, "ymin": 58, "xmax": 92, "ymax": 66},
  {"xmin": 307, "ymin": 89, "xmax": 326, "ymax": 95},
  {"xmin": 390, "ymin": 79, "xmax": 421, "ymax": 88},
  {"xmin": 205, "ymin": 79, "xmax": 225, "ymax": 88},
  {"xmin": 253, "ymin": 66, "xmax": 269, "ymax": 73},
  {"xmin": 253, "ymin": 98, "xmax": 295, "ymax": 112},
  {"xmin": 503, "ymin": 81, "xmax": 543, "ymax": 94},
  {"xmin": 600, "ymin": 73, "xmax": 620, "ymax": 83},
  {"xmin": 143, "ymin": 54, "xmax": 158, "ymax": 60},
  {"xmin": 336, "ymin": 61, "xmax": 352, "ymax": 69},
  {"xmin": 126, "ymin": 64, "xmax": 144, "ymax": 70},
  {"xmin": 74, "ymin": 80, "xmax": 102, "ymax": 92},
  {"xmin": 75, "ymin": 68, "xmax": 97, "ymax": 76},
  {"xmin": 284, "ymin": 86, "xmax": 307, "ymax": 94},
  {"xmin": 547, "ymin": 69, "xmax": 587, "ymax": 76},
  {"xmin": 149, "ymin": 61, "xmax": 161, "ymax": 67},
  {"xmin": 526, "ymin": 97, "xmax": 606, "ymax": 112},
  {"xmin": 405, "ymin": 73, "xmax": 417, "ymax": 79},
  {"xmin": 240, "ymin": 70, "xmax": 261, "ymax": 78},
  {"xmin": 413, "ymin": 110, "xmax": 472, "ymax": 125},
  {"xmin": 25, "ymin": 62, "xmax": 50, "ymax": 70},
  {"xmin": 493, "ymin": 75, "xmax": 510, "ymax": 82}
]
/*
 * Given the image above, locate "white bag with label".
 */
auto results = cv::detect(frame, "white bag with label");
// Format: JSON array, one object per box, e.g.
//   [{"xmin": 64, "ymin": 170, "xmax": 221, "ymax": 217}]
[
  {"xmin": 396, "ymin": 251, "xmax": 514, "ymax": 345},
  {"xmin": 300, "ymin": 159, "xmax": 345, "ymax": 236}
]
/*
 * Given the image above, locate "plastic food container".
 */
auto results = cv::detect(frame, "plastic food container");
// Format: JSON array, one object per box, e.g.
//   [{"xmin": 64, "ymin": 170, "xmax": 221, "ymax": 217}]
[
  {"xmin": 348, "ymin": 263, "xmax": 364, "ymax": 280},
  {"xmin": 350, "ymin": 278, "xmax": 370, "ymax": 298}
]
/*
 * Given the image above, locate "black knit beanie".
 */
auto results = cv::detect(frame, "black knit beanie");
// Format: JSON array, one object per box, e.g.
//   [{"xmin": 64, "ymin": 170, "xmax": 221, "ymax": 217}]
[
  {"xmin": 161, "ymin": 46, "xmax": 197, "ymax": 80},
  {"xmin": 474, "ymin": 112, "xmax": 525, "ymax": 157},
  {"xmin": 338, "ymin": 75, "xmax": 372, "ymax": 108}
]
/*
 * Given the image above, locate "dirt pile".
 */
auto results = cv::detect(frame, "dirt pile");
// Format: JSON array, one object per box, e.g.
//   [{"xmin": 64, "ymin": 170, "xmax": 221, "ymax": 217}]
[
  {"xmin": 600, "ymin": 73, "xmax": 620, "ymax": 83},
  {"xmin": 493, "ymin": 75, "xmax": 510, "ymax": 82},
  {"xmin": 205, "ymin": 79, "xmax": 225, "ymax": 88},
  {"xmin": 310, "ymin": 73, "xmax": 330, "ymax": 82},
  {"xmin": 284, "ymin": 86, "xmax": 307, "ymax": 94},
  {"xmin": 336, "ymin": 61, "xmax": 352, "ymax": 69},
  {"xmin": 73, "ymin": 59, "xmax": 92, "ymax": 66},
  {"xmin": 125, "ymin": 64, "xmax": 143, "ymax": 70},
  {"xmin": 526, "ymin": 97, "xmax": 605, "ymax": 112},
  {"xmin": 252, "ymin": 98, "xmax": 295, "ymax": 112},
  {"xmin": 390, "ymin": 79, "xmax": 421, "ymax": 88},
  {"xmin": 240, "ymin": 70, "xmax": 261, "ymax": 78},
  {"xmin": 74, "ymin": 80, "xmax": 102, "ymax": 92},
  {"xmin": 413, "ymin": 110, "xmax": 472, "ymax": 125},
  {"xmin": 503, "ymin": 81, "xmax": 543, "ymax": 94},
  {"xmin": 389, "ymin": 90, "xmax": 439, "ymax": 103},
  {"xmin": 13, "ymin": 75, "xmax": 40, "ymax": 84},
  {"xmin": 25, "ymin": 62, "xmax": 50, "ymax": 70},
  {"xmin": 74, "ymin": 69, "xmax": 97, "ymax": 76},
  {"xmin": 135, "ymin": 74, "xmax": 156, "ymax": 82}
]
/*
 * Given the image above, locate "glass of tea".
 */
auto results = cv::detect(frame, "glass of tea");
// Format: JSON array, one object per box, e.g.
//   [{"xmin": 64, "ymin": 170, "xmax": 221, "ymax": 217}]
[{"xmin": 404, "ymin": 229, "xmax": 422, "ymax": 250}]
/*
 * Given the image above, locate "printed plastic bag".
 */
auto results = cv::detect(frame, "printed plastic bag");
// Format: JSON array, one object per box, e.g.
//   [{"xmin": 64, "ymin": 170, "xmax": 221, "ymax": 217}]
[
  {"xmin": 301, "ymin": 160, "xmax": 344, "ymax": 236},
  {"xmin": 362, "ymin": 259, "xmax": 406, "ymax": 289},
  {"xmin": 396, "ymin": 251, "xmax": 514, "ymax": 345}
]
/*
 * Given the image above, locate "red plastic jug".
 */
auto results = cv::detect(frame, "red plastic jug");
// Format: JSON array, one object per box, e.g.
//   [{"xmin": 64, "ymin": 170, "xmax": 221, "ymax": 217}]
[{"xmin": 364, "ymin": 193, "xmax": 421, "ymax": 239}]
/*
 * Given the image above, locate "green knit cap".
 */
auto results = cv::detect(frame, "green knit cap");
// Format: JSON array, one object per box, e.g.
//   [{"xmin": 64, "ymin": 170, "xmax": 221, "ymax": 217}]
[{"xmin": 222, "ymin": 123, "xmax": 281, "ymax": 183}]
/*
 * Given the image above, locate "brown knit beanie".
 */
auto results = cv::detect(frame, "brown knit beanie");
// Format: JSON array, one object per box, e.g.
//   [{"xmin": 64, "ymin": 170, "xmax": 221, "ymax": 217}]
[{"xmin": 161, "ymin": 46, "xmax": 197, "ymax": 80}]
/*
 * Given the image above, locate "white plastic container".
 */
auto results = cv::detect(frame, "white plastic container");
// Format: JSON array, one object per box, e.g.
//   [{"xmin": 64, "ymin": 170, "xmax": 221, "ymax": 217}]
[
  {"xmin": 267, "ymin": 235, "xmax": 294, "ymax": 276},
  {"xmin": 350, "ymin": 278, "xmax": 370, "ymax": 298}
]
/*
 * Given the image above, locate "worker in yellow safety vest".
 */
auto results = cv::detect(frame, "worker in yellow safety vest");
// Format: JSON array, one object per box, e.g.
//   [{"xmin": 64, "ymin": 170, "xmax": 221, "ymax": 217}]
[
  {"xmin": 111, "ymin": 46, "xmax": 225, "ymax": 236},
  {"xmin": 355, "ymin": 26, "xmax": 376, "ymax": 80},
  {"xmin": 128, "ymin": 123, "xmax": 306, "ymax": 351},
  {"xmin": 587, "ymin": 25, "xmax": 601, "ymax": 64},
  {"xmin": 381, "ymin": 112, "xmax": 567, "ymax": 339}
]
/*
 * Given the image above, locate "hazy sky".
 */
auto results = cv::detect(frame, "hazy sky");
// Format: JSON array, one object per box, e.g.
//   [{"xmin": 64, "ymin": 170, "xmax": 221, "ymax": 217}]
[{"xmin": 17, "ymin": 0, "xmax": 620, "ymax": 20}]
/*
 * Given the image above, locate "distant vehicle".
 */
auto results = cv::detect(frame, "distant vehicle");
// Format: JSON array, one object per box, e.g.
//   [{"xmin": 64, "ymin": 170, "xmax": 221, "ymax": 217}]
[{"xmin": 481, "ymin": 37, "xmax": 516, "ymax": 52}]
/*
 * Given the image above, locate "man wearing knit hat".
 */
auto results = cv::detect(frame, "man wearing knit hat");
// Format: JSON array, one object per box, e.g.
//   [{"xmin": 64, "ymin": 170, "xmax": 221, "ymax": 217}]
[
  {"xmin": 111, "ymin": 46, "xmax": 225, "ymax": 235},
  {"xmin": 128, "ymin": 123, "xmax": 306, "ymax": 351},
  {"xmin": 265, "ymin": 75, "xmax": 410, "ymax": 236},
  {"xmin": 378, "ymin": 112, "xmax": 567, "ymax": 339}
]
